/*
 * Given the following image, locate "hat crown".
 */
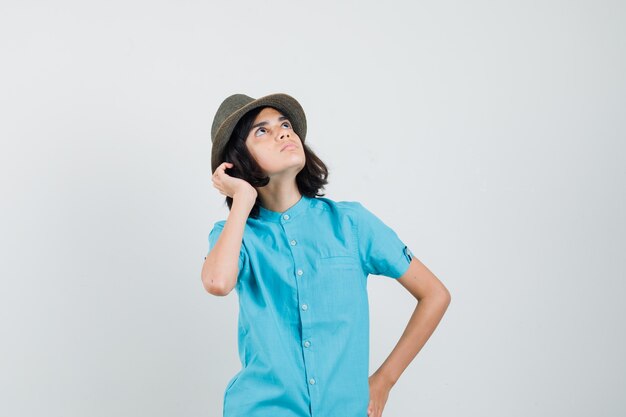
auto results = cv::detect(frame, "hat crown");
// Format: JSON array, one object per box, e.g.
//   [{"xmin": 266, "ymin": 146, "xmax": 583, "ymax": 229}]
[{"xmin": 211, "ymin": 94, "xmax": 256, "ymax": 143}]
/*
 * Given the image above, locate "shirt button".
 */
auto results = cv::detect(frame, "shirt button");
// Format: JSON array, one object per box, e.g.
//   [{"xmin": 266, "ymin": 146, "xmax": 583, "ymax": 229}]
[
  {"xmin": 290, "ymin": 239, "xmax": 297, "ymax": 246},
  {"xmin": 283, "ymin": 214, "xmax": 290, "ymax": 220},
  {"xmin": 309, "ymin": 378, "xmax": 316, "ymax": 385},
  {"xmin": 301, "ymin": 304, "xmax": 308, "ymax": 311},
  {"xmin": 297, "ymin": 269, "xmax": 303, "ymax": 276},
  {"xmin": 304, "ymin": 340, "xmax": 311, "ymax": 348}
]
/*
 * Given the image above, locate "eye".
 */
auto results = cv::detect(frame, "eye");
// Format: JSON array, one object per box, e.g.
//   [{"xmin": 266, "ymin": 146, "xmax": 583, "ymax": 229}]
[{"xmin": 254, "ymin": 121, "xmax": 291, "ymax": 137}]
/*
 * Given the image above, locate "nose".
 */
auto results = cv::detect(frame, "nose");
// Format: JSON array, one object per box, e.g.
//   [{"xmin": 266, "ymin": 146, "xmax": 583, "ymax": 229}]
[{"xmin": 277, "ymin": 131, "xmax": 290, "ymax": 141}]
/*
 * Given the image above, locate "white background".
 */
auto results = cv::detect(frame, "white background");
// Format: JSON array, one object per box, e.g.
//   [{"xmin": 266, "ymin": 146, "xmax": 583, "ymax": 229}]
[{"xmin": 1, "ymin": 1, "xmax": 624, "ymax": 416}]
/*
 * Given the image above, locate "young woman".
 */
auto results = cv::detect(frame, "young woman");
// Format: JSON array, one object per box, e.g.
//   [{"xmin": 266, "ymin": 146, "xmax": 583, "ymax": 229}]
[{"xmin": 201, "ymin": 93, "xmax": 451, "ymax": 417}]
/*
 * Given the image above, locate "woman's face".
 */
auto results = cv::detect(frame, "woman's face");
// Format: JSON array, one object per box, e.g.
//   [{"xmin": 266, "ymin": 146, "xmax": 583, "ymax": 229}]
[{"xmin": 245, "ymin": 107, "xmax": 305, "ymax": 178}]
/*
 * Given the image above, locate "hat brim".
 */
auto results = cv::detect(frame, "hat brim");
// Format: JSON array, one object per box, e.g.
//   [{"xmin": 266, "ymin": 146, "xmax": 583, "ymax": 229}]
[{"xmin": 211, "ymin": 93, "xmax": 307, "ymax": 173}]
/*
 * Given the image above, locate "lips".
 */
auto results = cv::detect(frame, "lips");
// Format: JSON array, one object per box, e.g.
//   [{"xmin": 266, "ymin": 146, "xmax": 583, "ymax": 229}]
[{"xmin": 281, "ymin": 143, "xmax": 297, "ymax": 151}]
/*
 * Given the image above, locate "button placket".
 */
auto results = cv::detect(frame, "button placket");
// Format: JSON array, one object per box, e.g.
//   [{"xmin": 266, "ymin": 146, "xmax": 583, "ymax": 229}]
[{"xmin": 282, "ymin": 208, "xmax": 318, "ymax": 402}]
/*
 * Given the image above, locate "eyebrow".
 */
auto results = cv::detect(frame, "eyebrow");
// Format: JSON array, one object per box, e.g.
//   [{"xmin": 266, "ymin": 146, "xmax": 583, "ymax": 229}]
[{"xmin": 251, "ymin": 115, "xmax": 290, "ymax": 130}]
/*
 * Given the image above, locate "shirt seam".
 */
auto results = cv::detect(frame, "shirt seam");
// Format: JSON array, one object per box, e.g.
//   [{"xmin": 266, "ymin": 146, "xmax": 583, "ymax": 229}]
[
  {"xmin": 346, "ymin": 203, "xmax": 369, "ymax": 277},
  {"xmin": 352, "ymin": 219, "xmax": 366, "ymax": 276}
]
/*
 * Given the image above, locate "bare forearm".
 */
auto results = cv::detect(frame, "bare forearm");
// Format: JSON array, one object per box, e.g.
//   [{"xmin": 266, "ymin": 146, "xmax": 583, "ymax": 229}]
[
  {"xmin": 201, "ymin": 192, "xmax": 255, "ymax": 295},
  {"xmin": 374, "ymin": 291, "xmax": 451, "ymax": 387}
]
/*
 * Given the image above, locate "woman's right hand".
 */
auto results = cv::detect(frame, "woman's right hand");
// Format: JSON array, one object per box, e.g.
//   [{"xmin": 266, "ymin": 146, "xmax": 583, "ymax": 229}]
[{"xmin": 211, "ymin": 162, "xmax": 258, "ymax": 201}]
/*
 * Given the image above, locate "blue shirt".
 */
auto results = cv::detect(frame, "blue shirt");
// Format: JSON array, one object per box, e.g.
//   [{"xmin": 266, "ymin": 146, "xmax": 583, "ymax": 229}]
[{"xmin": 207, "ymin": 194, "xmax": 414, "ymax": 417}]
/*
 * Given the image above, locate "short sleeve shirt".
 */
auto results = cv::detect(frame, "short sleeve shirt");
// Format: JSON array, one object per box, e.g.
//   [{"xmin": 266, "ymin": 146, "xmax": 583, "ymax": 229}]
[{"xmin": 207, "ymin": 194, "xmax": 414, "ymax": 417}]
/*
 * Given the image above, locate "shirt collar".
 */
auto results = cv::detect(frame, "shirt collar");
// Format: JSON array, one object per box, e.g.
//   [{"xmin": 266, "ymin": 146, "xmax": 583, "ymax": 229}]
[{"xmin": 257, "ymin": 194, "xmax": 313, "ymax": 222}]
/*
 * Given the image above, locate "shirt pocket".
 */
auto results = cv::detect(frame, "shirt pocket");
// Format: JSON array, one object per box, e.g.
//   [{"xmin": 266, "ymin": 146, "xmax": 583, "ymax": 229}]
[
  {"xmin": 316, "ymin": 255, "xmax": 360, "ymax": 270},
  {"xmin": 313, "ymin": 255, "xmax": 368, "ymax": 314},
  {"xmin": 316, "ymin": 255, "xmax": 360, "ymax": 280}
]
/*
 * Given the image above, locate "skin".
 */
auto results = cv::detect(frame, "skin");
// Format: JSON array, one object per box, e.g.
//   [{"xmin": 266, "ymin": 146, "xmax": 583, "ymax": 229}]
[
  {"xmin": 243, "ymin": 107, "xmax": 306, "ymax": 212},
  {"xmin": 210, "ymin": 106, "xmax": 451, "ymax": 417},
  {"xmin": 211, "ymin": 106, "xmax": 305, "ymax": 211},
  {"xmin": 366, "ymin": 261, "xmax": 451, "ymax": 416}
]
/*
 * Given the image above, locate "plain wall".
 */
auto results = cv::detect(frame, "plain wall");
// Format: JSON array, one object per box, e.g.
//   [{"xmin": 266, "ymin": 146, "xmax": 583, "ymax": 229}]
[{"xmin": 1, "ymin": 0, "xmax": 624, "ymax": 416}]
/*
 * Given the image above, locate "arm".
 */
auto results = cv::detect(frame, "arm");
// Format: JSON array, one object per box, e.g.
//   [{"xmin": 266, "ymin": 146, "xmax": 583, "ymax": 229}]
[
  {"xmin": 201, "ymin": 191, "xmax": 255, "ymax": 296},
  {"xmin": 368, "ymin": 257, "xmax": 451, "ymax": 416}
]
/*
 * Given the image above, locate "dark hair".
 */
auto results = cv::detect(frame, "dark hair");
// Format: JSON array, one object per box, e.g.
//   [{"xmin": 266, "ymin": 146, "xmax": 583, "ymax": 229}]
[{"xmin": 219, "ymin": 106, "xmax": 329, "ymax": 218}]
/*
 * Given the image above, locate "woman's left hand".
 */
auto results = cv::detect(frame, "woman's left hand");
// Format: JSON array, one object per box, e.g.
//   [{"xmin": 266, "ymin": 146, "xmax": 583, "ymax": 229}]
[{"xmin": 367, "ymin": 371, "xmax": 394, "ymax": 417}]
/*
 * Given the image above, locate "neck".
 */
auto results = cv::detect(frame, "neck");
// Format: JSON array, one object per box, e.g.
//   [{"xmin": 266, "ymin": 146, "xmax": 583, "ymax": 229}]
[{"xmin": 256, "ymin": 180, "xmax": 302, "ymax": 213}]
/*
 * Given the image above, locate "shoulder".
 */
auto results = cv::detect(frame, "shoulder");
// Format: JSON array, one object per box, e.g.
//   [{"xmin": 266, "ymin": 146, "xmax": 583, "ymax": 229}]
[
  {"xmin": 208, "ymin": 219, "xmax": 234, "ymax": 240},
  {"xmin": 310, "ymin": 196, "xmax": 369, "ymax": 221},
  {"xmin": 311, "ymin": 195, "xmax": 358, "ymax": 210},
  {"xmin": 210, "ymin": 219, "xmax": 227, "ymax": 231}
]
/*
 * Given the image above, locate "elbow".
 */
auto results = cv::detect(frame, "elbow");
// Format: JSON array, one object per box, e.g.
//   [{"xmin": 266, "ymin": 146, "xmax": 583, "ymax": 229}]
[
  {"xmin": 208, "ymin": 284, "xmax": 232, "ymax": 297},
  {"xmin": 422, "ymin": 286, "xmax": 450, "ymax": 306},
  {"xmin": 440, "ymin": 287, "xmax": 451, "ymax": 307},
  {"xmin": 201, "ymin": 254, "xmax": 238, "ymax": 296},
  {"xmin": 200, "ymin": 257, "xmax": 223, "ymax": 296},
  {"xmin": 444, "ymin": 289, "xmax": 452, "ymax": 305},
  {"xmin": 201, "ymin": 273, "xmax": 235, "ymax": 296}
]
